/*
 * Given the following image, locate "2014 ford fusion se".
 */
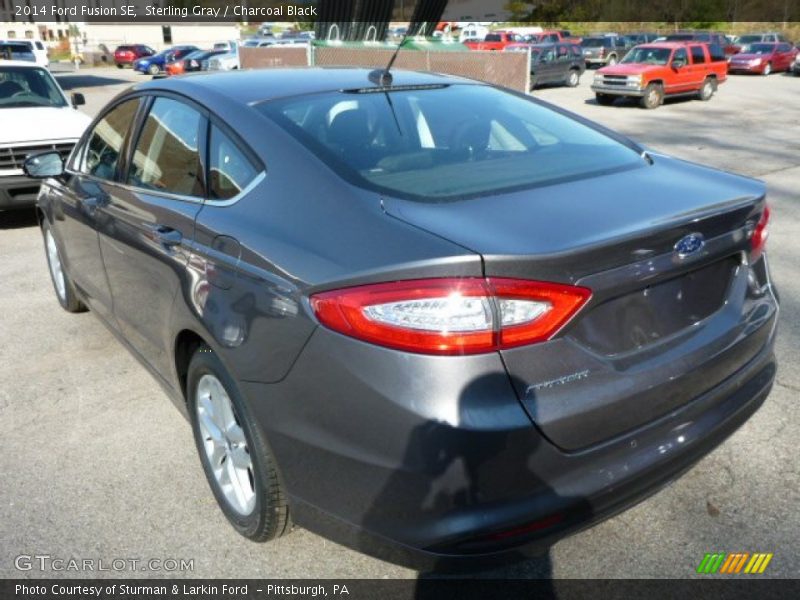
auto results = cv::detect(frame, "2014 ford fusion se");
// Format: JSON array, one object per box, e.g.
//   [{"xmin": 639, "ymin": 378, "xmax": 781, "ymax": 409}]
[{"xmin": 25, "ymin": 68, "xmax": 778, "ymax": 570}]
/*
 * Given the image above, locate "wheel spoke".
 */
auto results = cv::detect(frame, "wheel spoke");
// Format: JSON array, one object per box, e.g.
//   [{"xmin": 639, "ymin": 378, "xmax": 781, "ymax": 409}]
[
  {"xmin": 229, "ymin": 445, "xmax": 251, "ymax": 470},
  {"xmin": 226, "ymin": 423, "xmax": 246, "ymax": 446}
]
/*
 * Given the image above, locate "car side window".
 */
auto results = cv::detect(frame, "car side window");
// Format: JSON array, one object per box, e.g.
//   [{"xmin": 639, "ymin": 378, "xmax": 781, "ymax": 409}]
[
  {"xmin": 81, "ymin": 98, "xmax": 141, "ymax": 181},
  {"xmin": 673, "ymin": 48, "xmax": 688, "ymax": 65},
  {"xmin": 127, "ymin": 97, "xmax": 204, "ymax": 197},
  {"xmin": 208, "ymin": 124, "xmax": 259, "ymax": 200},
  {"xmin": 690, "ymin": 45, "xmax": 706, "ymax": 64},
  {"xmin": 556, "ymin": 45, "xmax": 570, "ymax": 60}
]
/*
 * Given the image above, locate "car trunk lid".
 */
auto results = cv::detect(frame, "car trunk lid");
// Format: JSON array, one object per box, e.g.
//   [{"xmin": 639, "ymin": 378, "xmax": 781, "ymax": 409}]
[{"xmin": 383, "ymin": 154, "xmax": 774, "ymax": 449}]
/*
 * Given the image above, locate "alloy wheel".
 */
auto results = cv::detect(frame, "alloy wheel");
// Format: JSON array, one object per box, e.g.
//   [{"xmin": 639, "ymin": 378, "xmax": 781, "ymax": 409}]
[
  {"xmin": 45, "ymin": 229, "xmax": 66, "ymax": 301},
  {"xmin": 195, "ymin": 374, "xmax": 256, "ymax": 516}
]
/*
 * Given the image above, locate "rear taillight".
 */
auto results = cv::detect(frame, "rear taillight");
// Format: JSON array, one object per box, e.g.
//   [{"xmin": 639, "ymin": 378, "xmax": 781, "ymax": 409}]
[
  {"xmin": 310, "ymin": 278, "xmax": 591, "ymax": 355},
  {"xmin": 750, "ymin": 204, "xmax": 770, "ymax": 262}
]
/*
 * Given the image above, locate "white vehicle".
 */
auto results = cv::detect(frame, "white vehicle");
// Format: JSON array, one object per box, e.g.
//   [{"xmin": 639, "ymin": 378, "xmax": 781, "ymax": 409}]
[
  {"xmin": 0, "ymin": 39, "xmax": 48, "ymax": 68},
  {"xmin": 0, "ymin": 61, "xmax": 91, "ymax": 209},
  {"xmin": 213, "ymin": 40, "xmax": 238, "ymax": 53},
  {"xmin": 458, "ymin": 24, "xmax": 490, "ymax": 43},
  {"xmin": 207, "ymin": 47, "xmax": 240, "ymax": 71}
]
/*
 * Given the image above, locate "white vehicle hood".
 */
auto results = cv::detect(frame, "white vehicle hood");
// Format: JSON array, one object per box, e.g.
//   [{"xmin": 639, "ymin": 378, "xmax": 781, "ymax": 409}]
[{"xmin": 0, "ymin": 106, "xmax": 92, "ymax": 146}]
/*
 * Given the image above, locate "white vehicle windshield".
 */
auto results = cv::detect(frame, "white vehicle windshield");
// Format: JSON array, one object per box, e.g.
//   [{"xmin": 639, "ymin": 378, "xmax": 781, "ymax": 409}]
[{"xmin": 0, "ymin": 65, "xmax": 67, "ymax": 108}]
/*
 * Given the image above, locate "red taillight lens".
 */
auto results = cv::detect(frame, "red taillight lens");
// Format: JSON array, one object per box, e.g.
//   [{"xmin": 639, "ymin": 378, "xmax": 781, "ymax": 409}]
[
  {"xmin": 310, "ymin": 278, "xmax": 591, "ymax": 355},
  {"xmin": 750, "ymin": 204, "xmax": 770, "ymax": 262}
]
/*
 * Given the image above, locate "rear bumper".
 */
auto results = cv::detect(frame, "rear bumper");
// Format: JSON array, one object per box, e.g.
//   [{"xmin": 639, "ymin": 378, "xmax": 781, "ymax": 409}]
[
  {"xmin": 241, "ymin": 303, "xmax": 778, "ymax": 570},
  {"xmin": 0, "ymin": 174, "xmax": 41, "ymax": 209}
]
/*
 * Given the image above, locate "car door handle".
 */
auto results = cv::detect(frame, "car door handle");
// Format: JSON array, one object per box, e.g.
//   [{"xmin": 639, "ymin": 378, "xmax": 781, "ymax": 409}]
[{"xmin": 152, "ymin": 225, "xmax": 183, "ymax": 247}]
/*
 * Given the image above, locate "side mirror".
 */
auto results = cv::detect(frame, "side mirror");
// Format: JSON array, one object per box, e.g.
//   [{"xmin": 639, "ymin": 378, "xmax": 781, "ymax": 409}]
[
  {"xmin": 71, "ymin": 92, "xmax": 85, "ymax": 108},
  {"xmin": 672, "ymin": 58, "xmax": 685, "ymax": 69},
  {"xmin": 23, "ymin": 151, "xmax": 64, "ymax": 179}
]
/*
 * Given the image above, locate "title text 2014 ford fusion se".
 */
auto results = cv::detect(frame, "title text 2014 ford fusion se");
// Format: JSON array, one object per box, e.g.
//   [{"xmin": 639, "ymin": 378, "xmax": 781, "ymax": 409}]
[{"xmin": 25, "ymin": 69, "xmax": 777, "ymax": 569}]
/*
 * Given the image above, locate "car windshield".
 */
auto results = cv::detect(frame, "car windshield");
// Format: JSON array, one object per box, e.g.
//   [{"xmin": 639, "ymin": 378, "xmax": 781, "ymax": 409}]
[
  {"xmin": 257, "ymin": 84, "xmax": 644, "ymax": 201},
  {"xmin": 581, "ymin": 37, "xmax": 612, "ymax": 47},
  {"xmin": 621, "ymin": 47, "xmax": 672, "ymax": 65},
  {"xmin": 747, "ymin": 43, "xmax": 776, "ymax": 54},
  {"xmin": 0, "ymin": 66, "xmax": 67, "ymax": 108}
]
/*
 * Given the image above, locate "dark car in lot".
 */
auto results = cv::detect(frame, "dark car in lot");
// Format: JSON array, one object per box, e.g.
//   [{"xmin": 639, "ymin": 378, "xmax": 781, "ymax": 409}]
[
  {"xmin": 505, "ymin": 42, "xmax": 585, "ymax": 88},
  {"xmin": 165, "ymin": 49, "xmax": 227, "ymax": 76},
  {"xmin": 25, "ymin": 68, "xmax": 778, "ymax": 570},
  {"xmin": 133, "ymin": 45, "xmax": 198, "ymax": 75},
  {"xmin": 113, "ymin": 44, "xmax": 156, "ymax": 68},
  {"xmin": 728, "ymin": 42, "xmax": 798, "ymax": 74},
  {"xmin": 580, "ymin": 35, "xmax": 628, "ymax": 66},
  {"xmin": 665, "ymin": 32, "xmax": 739, "ymax": 57}
]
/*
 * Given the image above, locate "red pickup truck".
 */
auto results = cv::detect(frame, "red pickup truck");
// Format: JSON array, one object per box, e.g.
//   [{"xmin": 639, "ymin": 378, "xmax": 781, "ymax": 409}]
[
  {"xmin": 464, "ymin": 31, "xmax": 523, "ymax": 51},
  {"xmin": 591, "ymin": 42, "xmax": 728, "ymax": 109}
]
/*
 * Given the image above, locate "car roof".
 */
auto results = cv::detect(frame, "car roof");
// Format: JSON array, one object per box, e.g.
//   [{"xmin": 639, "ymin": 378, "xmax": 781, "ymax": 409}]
[
  {"xmin": 131, "ymin": 68, "xmax": 476, "ymax": 105},
  {"xmin": 0, "ymin": 59, "xmax": 43, "ymax": 67},
  {"xmin": 635, "ymin": 42, "xmax": 704, "ymax": 49}
]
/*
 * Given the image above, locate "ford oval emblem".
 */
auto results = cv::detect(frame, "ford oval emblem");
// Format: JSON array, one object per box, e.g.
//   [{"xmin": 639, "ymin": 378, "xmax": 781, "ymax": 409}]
[{"xmin": 674, "ymin": 233, "xmax": 705, "ymax": 257}]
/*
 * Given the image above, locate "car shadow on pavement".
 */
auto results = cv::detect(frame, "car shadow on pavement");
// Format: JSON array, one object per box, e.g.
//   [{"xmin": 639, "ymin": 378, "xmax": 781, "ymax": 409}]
[
  {"xmin": 0, "ymin": 209, "xmax": 37, "ymax": 229},
  {"xmin": 54, "ymin": 74, "xmax": 131, "ymax": 90}
]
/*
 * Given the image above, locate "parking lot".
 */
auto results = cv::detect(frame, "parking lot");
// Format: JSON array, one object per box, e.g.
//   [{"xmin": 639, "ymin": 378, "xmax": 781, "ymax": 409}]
[{"xmin": 0, "ymin": 66, "xmax": 798, "ymax": 579}]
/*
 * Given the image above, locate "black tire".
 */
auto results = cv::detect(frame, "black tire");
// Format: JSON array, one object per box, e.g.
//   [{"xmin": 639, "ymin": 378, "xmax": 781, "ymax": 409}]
[
  {"xmin": 565, "ymin": 68, "xmax": 580, "ymax": 87},
  {"xmin": 148, "ymin": 63, "xmax": 160, "ymax": 75},
  {"xmin": 639, "ymin": 83, "xmax": 664, "ymax": 109},
  {"xmin": 595, "ymin": 93, "xmax": 615, "ymax": 106},
  {"xmin": 116, "ymin": 64, "xmax": 123, "ymax": 69},
  {"xmin": 697, "ymin": 77, "xmax": 716, "ymax": 101},
  {"xmin": 41, "ymin": 220, "xmax": 86, "ymax": 313},
  {"xmin": 187, "ymin": 345, "xmax": 290, "ymax": 542}
]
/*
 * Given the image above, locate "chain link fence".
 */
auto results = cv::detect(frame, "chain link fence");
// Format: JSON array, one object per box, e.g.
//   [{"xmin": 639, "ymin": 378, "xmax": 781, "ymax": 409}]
[{"xmin": 240, "ymin": 46, "xmax": 531, "ymax": 93}]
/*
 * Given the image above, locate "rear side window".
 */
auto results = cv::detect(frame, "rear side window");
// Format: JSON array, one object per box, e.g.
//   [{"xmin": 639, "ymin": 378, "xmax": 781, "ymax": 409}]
[
  {"xmin": 708, "ymin": 44, "xmax": 726, "ymax": 62},
  {"xmin": 82, "ymin": 98, "xmax": 141, "ymax": 180},
  {"xmin": 35, "ymin": 41, "xmax": 44, "ymax": 50},
  {"xmin": 690, "ymin": 45, "xmax": 706, "ymax": 64},
  {"xmin": 208, "ymin": 125, "xmax": 259, "ymax": 200},
  {"xmin": 128, "ymin": 97, "xmax": 204, "ymax": 197}
]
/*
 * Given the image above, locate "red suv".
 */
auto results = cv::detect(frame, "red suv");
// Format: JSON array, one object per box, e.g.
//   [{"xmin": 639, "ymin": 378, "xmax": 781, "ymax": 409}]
[{"xmin": 113, "ymin": 45, "xmax": 155, "ymax": 68}]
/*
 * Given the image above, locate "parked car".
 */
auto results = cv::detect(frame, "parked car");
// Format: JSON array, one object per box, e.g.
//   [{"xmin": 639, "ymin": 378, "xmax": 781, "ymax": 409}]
[
  {"xmin": 792, "ymin": 53, "xmax": 800, "ymax": 75},
  {"xmin": 0, "ymin": 61, "xmax": 90, "ymax": 210},
  {"xmin": 523, "ymin": 31, "xmax": 580, "ymax": 44},
  {"xmin": 505, "ymin": 42, "xmax": 585, "ymax": 88},
  {"xmin": 0, "ymin": 39, "xmax": 48, "ymax": 68},
  {"xmin": 133, "ymin": 45, "xmax": 198, "ymax": 75},
  {"xmin": 580, "ymin": 36, "xmax": 628, "ymax": 66},
  {"xmin": 165, "ymin": 49, "xmax": 227, "ymax": 76},
  {"xmin": 664, "ymin": 32, "xmax": 738, "ymax": 56},
  {"xmin": 207, "ymin": 47, "xmax": 240, "ymax": 71},
  {"xmin": 25, "ymin": 68, "xmax": 777, "ymax": 570},
  {"xmin": 464, "ymin": 31, "xmax": 523, "ymax": 51},
  {"xmin": 592, "ymin": 42, "xmax": 728, "ymax": 109},
  {"xmin": 733, "ymin": 32, "xmax": 791, "ymax": 51},
  {"xmin": 728, "ymin": 42, "xmax": 798, "ymax": 75},
  {"xmin": 113, "ymin": 44, "xmax": 155, "ymax": 69},
  {"xmin": 0, "ymin": 41, "xmax": 37, "ymax": 63},
  {"xmin": 623, "ymin": 33, "xmax": 660, "ymax": 46}
]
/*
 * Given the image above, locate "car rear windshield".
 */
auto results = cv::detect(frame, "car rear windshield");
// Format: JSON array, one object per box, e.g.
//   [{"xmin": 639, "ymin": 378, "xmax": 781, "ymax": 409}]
[
  {"xmin": 0, "ymin": 65, "xmax": 66, "ymax": 108},
  {"xmin": 737, "ymin": 35, "xmax": 763, "ymax": 44},
  {"xmin": 0, "ymin": 43, "xmax": 35, "ymax": 62},
  {"xmin": 257, "ymin": 84, "xmax": 644, "ymax": 201},
  {"xmin": 581, "ymin": 37, "xmax": 612, "ymax": 47}
]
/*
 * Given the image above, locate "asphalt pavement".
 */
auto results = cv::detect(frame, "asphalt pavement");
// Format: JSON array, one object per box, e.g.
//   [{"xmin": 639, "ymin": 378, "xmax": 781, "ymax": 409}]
[{"xmin": 0, "ymin": 67, "xmax": 798, "ymax": 579}]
